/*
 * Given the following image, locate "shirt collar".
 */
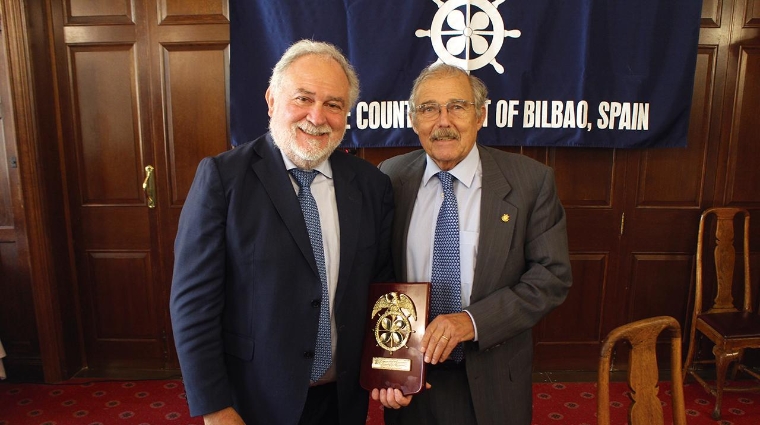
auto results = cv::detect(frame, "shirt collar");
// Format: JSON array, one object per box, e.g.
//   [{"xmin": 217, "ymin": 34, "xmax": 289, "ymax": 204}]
[
  {"xmin": 422, "ymin": 144, "xmax": 479, "ymax": 188},
  {"xmin": 280, "ymin": 150, "xmax": 333, "ymax": 179}
]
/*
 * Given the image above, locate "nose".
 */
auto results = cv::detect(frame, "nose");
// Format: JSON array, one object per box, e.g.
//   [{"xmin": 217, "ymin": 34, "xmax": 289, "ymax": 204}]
[
  {"xmin": 307, "ymin": 104, "xmax": 328, "ymax": 126},
  {"xmin": 436, "ymin": 106, "xmax": 452, "ymax": 127}
]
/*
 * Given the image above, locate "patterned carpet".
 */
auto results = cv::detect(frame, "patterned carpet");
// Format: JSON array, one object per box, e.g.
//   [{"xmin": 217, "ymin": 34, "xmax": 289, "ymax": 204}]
[
  {"xmin": 0, "ymin": 379, "xmax": 193, "ymax": 425},
  {"xmin": 531, "ymin": 381, "xmax": 759, "ymax": 425},
  {"xmin": 1, "ymin": 378, "xmax": 758, "ymax": 424}
]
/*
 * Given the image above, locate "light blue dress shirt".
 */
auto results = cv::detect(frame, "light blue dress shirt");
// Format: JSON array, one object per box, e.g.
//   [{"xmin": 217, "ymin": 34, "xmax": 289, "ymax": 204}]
[{"xmin": 406, "ymin": 145, "xmax": 482, "ymax": 339}]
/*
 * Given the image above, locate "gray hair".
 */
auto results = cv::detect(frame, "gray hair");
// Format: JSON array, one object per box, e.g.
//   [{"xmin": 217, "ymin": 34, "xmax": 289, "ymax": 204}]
[
  {"xmin": 269, "ymin": 39, "xmax": 360, "ymax": 108},
  {"xmin": 408, "ymin": 63, "xmax": 488, "ymax": 119}
]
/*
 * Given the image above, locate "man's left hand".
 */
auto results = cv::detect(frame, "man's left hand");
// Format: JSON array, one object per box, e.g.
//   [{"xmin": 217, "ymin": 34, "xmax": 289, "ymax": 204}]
[{"xmin": 420, "ymin": 312, "xmax": 475, "ymax": 364}]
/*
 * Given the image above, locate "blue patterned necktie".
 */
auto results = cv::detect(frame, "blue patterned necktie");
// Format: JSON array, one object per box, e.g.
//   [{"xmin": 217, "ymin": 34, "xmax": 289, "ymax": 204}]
[
  {"xmin": 431, "ymin": 171, "xmax": 464, "ymax": 362},
  {"xmin": 290, "ymin": 169, "xmax": 332, "ymax": 381}
]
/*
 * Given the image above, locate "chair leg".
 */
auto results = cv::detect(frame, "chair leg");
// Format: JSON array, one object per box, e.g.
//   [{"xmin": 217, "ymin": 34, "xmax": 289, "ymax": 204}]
[
  {"xmin": 683, "ymin": 331, "xmax": 699, "ymax": 383},
  {"xmin": 712, "ymin": 347, "xmax": 739, "ymax": 420},
  {"xmin": 729, "ymin": 348, "xmax": 745, "ymax": 380}
]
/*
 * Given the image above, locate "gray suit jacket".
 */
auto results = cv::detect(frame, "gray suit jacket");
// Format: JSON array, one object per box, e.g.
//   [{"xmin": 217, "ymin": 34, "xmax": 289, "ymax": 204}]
[{"xmin": 379, "ymin": 145, "xmax": 572, "ymax": 425}]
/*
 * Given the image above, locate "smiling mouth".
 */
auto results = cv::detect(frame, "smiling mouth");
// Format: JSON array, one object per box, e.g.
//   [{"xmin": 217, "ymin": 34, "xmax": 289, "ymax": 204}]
[
  {"xmin": 299, "ymin": 128, "xmax": 328, "ymax": 137},
  {"xmin": 297, "ymin": 124, "xmax": 331, "ymax": 138}
]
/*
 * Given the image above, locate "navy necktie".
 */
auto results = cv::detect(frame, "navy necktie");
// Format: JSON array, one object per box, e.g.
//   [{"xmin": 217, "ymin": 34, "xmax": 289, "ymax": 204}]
[
  {"xmin": 431, "ymin": 171, "xmax": 464, "ymax": 362},
  {"xmin": 290, "ymin": 169, "xmax": 332, "ymax": 380}
]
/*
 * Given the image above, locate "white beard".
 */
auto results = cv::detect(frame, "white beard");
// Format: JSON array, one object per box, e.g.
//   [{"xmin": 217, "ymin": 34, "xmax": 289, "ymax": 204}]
[{"xmin": 271, "ymin": 119, "xmax": 345, "ymax": 170}]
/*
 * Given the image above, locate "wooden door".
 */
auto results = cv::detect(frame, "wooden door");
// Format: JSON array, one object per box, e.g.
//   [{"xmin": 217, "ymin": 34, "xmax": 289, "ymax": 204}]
[
  {"xmin": 533, "ymin": 147, "xmax": 627, "ymax": 370},
  {"xmin": 51, "ymin": 0, "xmax": 230, "ymax": 370}
]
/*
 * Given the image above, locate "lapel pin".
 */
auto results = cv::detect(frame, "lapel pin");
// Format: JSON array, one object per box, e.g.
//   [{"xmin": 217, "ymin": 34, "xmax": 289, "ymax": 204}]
[{"xmin": 501, "ymin": 214, "xmax": 510, "ymax": 223}]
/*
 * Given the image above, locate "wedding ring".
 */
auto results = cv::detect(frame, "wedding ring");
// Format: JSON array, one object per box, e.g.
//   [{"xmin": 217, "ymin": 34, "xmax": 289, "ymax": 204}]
[{"xmin": 441, "ymin": 335, "xmax": 450, "ymax": 341}]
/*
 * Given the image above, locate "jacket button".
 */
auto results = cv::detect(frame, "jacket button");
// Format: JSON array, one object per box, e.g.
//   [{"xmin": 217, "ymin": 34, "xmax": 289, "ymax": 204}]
[
  {"xmin": 311, "ymin": 299, "xmax": 321, "ymax": 307},
  {"xmin": 303, "ymin": 351, "xmax": 314, "ymax": 358}
]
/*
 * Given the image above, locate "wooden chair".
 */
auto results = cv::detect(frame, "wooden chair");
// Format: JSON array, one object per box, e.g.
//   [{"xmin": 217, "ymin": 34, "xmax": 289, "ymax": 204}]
[
  {"xmin": 598, "ymin": 316, "xmax": 686, "ymax": 425},
  {"xmin": 683, "ymin": 207, "xmax": 760, "ymax": 419}
]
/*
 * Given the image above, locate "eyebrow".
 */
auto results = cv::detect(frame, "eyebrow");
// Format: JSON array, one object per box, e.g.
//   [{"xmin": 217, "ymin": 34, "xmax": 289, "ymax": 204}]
[
  {"xmin": 295, "ymin": 88, "xmax": 346, "ymax": 105},
  {"xmin": 417, "ymin": 98, "xmax": 468, "ymax": 105}
]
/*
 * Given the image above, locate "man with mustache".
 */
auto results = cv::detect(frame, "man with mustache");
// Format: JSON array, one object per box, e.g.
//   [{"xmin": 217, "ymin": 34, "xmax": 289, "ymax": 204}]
[
  {"xmin": 170, "ymin": 40, "xmax": 394, "ymax": 425},
  {"xmin": 372, "ymin": 63, "xmax": 572, "ymax": 425}
]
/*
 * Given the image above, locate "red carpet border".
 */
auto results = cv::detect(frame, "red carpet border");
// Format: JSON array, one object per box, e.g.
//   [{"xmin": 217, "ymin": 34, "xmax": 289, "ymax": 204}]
[{"xmin": 1, "ymin": 379, "xmax": 759, "ymax": 424}]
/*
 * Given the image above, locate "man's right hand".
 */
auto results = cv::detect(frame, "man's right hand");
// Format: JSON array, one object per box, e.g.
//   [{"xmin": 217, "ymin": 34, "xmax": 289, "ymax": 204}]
[
  {"xmin": 204, "ymin": 407, "xmax": 245, "ymax": 425},
  {"xmin": 370, "ymin": 383, "xmax": 432, "ymax": 409}
]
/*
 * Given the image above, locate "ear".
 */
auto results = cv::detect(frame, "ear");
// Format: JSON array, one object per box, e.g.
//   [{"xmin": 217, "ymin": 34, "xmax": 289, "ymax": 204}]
[
  {"xmin": 409, "ymin": 112, "xmax": 420, "ymax": 135},
  {"xmin": 265, "ymin": 87, "xmax": 275, "ymax": 117},
  {"xmin": 476, "ymin": 105, "xmax": 487, "ymax": 130}
]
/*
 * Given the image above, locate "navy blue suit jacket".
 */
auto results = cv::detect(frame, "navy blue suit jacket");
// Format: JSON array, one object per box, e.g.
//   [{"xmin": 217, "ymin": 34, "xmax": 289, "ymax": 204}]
[{"xmin": 170, "ymin": 134, "xmax": 394, "ymax": 424}]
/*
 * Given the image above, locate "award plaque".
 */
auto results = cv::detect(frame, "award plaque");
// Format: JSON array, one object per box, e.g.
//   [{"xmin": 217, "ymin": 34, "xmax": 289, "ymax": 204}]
[{"xmin": 360, "ymin": 282, "xmax": 431, "ymax": 395}]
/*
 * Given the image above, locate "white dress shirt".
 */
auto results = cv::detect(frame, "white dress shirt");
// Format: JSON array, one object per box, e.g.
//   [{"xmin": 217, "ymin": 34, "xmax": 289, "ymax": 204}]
[{"xmin": 281, "ymin": 152, "xmax": 340, "ymax": 382}]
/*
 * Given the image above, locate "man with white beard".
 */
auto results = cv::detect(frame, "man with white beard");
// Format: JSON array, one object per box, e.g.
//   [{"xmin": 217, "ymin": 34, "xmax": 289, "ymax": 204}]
[{"xmin": 170, "ymin": 40, "xmax": 395, "ymax": 425}]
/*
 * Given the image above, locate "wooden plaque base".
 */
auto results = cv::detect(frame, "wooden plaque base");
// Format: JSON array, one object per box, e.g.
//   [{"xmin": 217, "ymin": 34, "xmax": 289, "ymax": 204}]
[{"xmin": 360, "ymin": 282, "xmax": 430, "ymax": 395}]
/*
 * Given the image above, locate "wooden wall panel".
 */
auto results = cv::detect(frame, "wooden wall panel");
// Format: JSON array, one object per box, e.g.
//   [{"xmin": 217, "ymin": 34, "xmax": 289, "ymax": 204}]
[
  {"xmin": 360, "ymin": 147, "xmax": 416, "ymax": 165},
  {"xmin": 86, "ymin": 249, "xmax": 163, "ymax": 369},
  {"xmin": 66, "ymin": 0, "xmax": 133, "ymax": 25},
  {"xmin": 0, "ymin": 5, "xmax": 43, "ymax": 379},
  {"xmin": 746, "ymin": 0, "xmax": 760, "ymax": 25},
  {"xmin": 725, "ymin": 48, "xmax": 760, "ymax": 206},
  {"xmin": 538, "ymin": 255, "xmax": 606, "ymax": 343},
  {"xmin": 71, "ymin": 47, "xmax": 142, "ymax": 204},
  {"xmin": 80, "ymin": 208, "xmax": 149, "ymax": 248},
  {"xmin": 159, "ymin": 0, "xmax": 228, "ymax": 24},
  {"xmin": 0, "ymin": 112, "xmax": 11, "ymax": 229},
  {"xmin": 552, "ymin": 148, "xmax": 622, "ymax": 255},
  {"xmin": 554, "ymin": 148, "xmax": 614, "ymax": 207},
  {"xmin": 162, "ymin": 45, "xmax": 230, "ymax": 205},
  {"xmin": 68, "ymin": 0, "xmax": 131, "ymax": 17},
  {"xmin": 0, "ymin": 242, "xmax": 39, "ymax": 363},
  {"xmin": 534, "ymin": 254, "xmax": 606, "ymax": 369},
  {"xmin": 631, "ymin": 45, "xmax": 714, "ymax": 208},
  {"xmin": 87, "ymin": 252, "xmax": 154, "ymax": 338},
  {"xmin": 628, "ymin": 255, "xmax": 693, "ymax": 322},
  {"xmin": 701, "ymin": 0, "xmax": 723, "ymax": 27}
]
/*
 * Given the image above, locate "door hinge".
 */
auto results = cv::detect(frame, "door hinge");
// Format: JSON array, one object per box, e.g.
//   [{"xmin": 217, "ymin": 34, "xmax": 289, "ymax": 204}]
[{"xmin": 10, "ymin": 156, "xmax": 17, "ymax": 168}]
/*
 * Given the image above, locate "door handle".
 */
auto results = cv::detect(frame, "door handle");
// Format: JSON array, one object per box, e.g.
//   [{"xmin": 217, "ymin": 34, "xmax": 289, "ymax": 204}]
[{"xmin": 142, "ymin": 165, "xmax": 156, "ymax": 208}]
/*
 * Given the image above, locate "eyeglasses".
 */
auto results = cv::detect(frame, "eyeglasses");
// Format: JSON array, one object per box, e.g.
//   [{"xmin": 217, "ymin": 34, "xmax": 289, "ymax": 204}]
[{"xmin": 414, "ymin": 100, "xmax": 476, "ymax": 120}]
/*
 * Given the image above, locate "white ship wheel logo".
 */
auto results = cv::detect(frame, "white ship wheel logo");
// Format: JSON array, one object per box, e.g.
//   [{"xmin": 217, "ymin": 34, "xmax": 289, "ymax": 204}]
[{"xmin": 416, "ymin": 0, "xmax": 521, "ymax": 73}]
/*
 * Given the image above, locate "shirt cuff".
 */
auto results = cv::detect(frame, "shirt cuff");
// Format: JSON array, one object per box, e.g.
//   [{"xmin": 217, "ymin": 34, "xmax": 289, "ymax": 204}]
[{"xmin": 463, "ymin": 309, "xmax": 478, "ymax": 342}]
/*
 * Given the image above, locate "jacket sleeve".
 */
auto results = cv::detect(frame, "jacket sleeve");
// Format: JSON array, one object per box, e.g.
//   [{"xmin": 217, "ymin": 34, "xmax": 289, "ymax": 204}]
[
  {"xmin": 169, "ymin": 157, "xmax": 233, "ymax": 417},
  {"xmin": 466, "ymin": 166, "xmax": 573, "ymax": 350}
]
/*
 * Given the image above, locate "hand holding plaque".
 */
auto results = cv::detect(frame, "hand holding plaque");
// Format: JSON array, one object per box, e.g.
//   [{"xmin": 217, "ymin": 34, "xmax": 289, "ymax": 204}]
[{"xmin": 360, "ymin": 282, "xmax": 430, "ymax": 395}]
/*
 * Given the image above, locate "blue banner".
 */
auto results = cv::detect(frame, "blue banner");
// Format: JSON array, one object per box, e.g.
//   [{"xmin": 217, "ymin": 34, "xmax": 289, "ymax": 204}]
[{"xmin": 230, "ymin": 0, "xmax": 702, "ymax": 148}]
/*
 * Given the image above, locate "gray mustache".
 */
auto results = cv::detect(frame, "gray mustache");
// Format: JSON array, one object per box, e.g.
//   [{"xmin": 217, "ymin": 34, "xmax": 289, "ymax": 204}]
[{"xmin": 430, "ymin": 128, "xmax": 461, "ymax": 141}]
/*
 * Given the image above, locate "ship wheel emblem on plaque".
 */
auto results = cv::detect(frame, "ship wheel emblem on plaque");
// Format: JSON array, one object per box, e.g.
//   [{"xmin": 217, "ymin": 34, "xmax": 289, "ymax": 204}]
[
  {"xmin": 371, "ymin": 292, "xmax": 418, "ymax": 353},
  {"xmin": 416, "ymin": 0, "xmax": 521, "ymax": 73}
]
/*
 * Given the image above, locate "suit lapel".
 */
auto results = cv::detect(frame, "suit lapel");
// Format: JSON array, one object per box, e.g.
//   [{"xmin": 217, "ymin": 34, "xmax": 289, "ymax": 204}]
[
  {"xmin": 395, "ymin": 153, "xmax": 426, "ymax": 281},
  {"xmin": 251, "ymin": 135, "xmax": 319, "ymax": 277},
  {"xmin": 473, "ymin": 146, "xmax": 516, "ymax": 300},
  {"xmin": 331, "ymin": 153, "xmax": 361, "ymax": 310}
]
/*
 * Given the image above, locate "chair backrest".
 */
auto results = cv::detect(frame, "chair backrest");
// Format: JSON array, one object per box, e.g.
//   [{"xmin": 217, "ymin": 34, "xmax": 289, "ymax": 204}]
[
  {"xmin": 694, "ymin": 207, "xmax": 751, "ymax": 315},
  {"xmin": 598, "ymin": 316, "xmax": 686, "ymax": 425}
]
